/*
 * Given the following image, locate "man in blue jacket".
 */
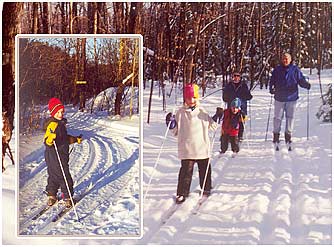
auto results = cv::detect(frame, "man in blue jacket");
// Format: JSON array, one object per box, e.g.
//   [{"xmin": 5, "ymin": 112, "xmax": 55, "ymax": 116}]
[{"xmin": 269, "ymin": 53, "xmax": 311, "ymax": 146}]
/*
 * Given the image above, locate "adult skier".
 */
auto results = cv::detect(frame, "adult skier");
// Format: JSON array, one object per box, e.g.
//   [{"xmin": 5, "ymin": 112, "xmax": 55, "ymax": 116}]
[
  {"xmin": 269, "ymin": 52, "xmax": 311, "ymax": 148},
  {"xmin": 223, "ymin": 71, "xmax": 252, "ymax": 141}
]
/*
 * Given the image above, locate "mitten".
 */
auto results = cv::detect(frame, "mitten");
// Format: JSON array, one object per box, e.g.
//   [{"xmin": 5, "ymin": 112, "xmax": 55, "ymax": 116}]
[
  {"xmin": 77, "ymin": 135, "xmax": 83, "ymax": 144},
  {"xmin": 44, "ymin": 122, "xmax": 58, "ymax": 146},
  {"xmin": 166, "ymin": 112, "xmax": 177, "ymax": 129},
  {"xmin": 212, "ymin": 107, "xmax": 224, "ymax": 122},
  {"xmin": 269, "ymin": 87, "xmax": 275, "ymax": 94}
]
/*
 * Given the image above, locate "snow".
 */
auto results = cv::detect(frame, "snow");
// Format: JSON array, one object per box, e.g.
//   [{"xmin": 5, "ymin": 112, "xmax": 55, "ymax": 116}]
[
  {"xmin": 2, "ymin": 69, "xmax": 332, "ymax": 245},
  {"xmin": 2, "ymin": 107, "xmax": 140, "ymax": 241}
]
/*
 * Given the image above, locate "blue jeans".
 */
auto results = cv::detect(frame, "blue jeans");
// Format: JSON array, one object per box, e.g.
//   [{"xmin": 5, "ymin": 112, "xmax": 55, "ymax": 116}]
[{"xmin": 273, "ymin": 100, "xmax": 297, "ymax": 135}]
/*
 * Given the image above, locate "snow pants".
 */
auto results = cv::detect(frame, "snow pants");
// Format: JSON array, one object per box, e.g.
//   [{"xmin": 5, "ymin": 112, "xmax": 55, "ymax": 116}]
[
  {"xmin": 45, "ymin": 145, "xmax": 73, "ymax": 199},
  {"xmin": 220, "ymin": 134, "xmax": 239, "ymax": 153},
  {"xmin": 273, "ymin": 100, "xmax": 297, "ymax": 135},
  {"xmin": 177, "ymin": 159, "xmax": 212, "ymax": 197}
]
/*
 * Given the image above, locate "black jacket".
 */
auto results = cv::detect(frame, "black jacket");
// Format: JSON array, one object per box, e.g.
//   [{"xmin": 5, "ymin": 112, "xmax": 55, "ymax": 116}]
[{"xmin": 223, "ymin": 82, "xmax": 253, "ymax": 115}]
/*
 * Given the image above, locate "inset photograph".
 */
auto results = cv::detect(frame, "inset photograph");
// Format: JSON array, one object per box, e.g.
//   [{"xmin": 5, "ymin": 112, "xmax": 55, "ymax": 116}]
[{"xmin": 16, "ymin": 35, "xmax": 142, "ymax": 238}]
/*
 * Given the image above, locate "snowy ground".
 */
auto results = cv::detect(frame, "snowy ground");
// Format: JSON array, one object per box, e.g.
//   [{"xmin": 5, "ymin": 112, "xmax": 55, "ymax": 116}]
[{"xmin": 2, "ymin": 69, "xmax": 332, "ymax": 245}]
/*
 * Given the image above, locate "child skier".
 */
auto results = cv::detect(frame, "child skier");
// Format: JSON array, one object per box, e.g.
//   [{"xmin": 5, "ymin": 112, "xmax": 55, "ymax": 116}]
[
  {"xmin": 43, "ymin": 97, "xmax": 82, "ymax": 208},
  {"xmin": 220, "ymin": 97, "xmax": 243, "ymax": 156},
  {"xmin": 165, "ymin": 84, "xmax": 223, "ymax": 204}
]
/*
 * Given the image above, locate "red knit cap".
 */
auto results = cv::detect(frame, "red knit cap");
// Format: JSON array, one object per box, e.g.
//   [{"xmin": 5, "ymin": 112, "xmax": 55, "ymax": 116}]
[{"xmin": 48, "ymin": 98, "xmax": 64, "ymax": 117}]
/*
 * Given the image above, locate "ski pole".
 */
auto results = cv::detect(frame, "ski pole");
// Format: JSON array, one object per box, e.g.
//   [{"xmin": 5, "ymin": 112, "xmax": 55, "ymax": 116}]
[
  {"xmin": 53, "ymin": 140, "xmax": 80, "ymax": 222},
  {"xmin": 265, "ymin": 95, "xmax": 273, "ymax": 141},
  {"xmin": 241, "ymin": 117, "xmax": 250, "ymax": 150},
  {"xmin": 307, "ymin": 88, "xmax": 310, "ymax": 140},
  {"xmin": 199, "ymin": 126, "xmax": 218, "ymax": 199},
  {"xmin": 144, "ymin": 108, "xmax": 176, "ymax": 201},
  {"xmin": 249, "ymin": 101, "xmax": 251, "ymax": 139}
]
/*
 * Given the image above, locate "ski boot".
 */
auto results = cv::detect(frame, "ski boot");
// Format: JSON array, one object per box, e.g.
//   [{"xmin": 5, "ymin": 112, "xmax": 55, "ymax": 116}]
[
  {"xmin": 203, "ymin": 190, "xmax": 211, "ymax": 197},
  {"xmin": 175, "ymin": 195, "xmax": 186, "ymax": 204},
  {"xmin": 64, "ymin": 198, "xmax": 73, "ymax": 208},
  {"xmin": 47, "ymin": 194, "xmax": 57, "ymax": 206},
  {"xmin": 273, "ymin": 133, "xmax": 280, "ymax": 151},
  {"xmin": 285, "ymin": 132, "xmax": 292, "ymax": 151}
]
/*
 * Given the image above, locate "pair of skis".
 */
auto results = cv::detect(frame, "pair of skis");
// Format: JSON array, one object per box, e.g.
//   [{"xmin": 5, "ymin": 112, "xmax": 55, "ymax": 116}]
[
  {"xmin": 30, "ymin": 192, "xmax": 84, "ymax": 223},
  {"xmin": 274, "ymin": 142, "xmax": 292, "ymax": 151},
  {"xmin": 160, "ymin": 194, "xmax": 209, "ymax": 225}
]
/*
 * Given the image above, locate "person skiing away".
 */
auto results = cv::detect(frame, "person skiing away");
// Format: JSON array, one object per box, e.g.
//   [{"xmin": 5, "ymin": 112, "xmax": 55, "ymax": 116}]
[
  {"xmin": 220, "ymin": 98, "xmax": 243, "ymax": 156},
  {"xmin": 165, "ymin": 83, "xmax": 223, "ymax": 204},
  {"xmin": 269, "ymin": 52, "xmax": 311, "ymax": 150},
  {"xmin": 43, "ymin": 97, "xmax": 82, "ymax": 208},
  {"xmin": 223, "ymin": 71, "xmax": 252, "ymax": 141}
]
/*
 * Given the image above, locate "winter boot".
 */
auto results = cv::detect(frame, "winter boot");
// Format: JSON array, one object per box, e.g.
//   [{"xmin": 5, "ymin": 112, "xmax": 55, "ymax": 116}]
[
  {"xmin": 175, "ymin": 195, "xmax": 186, "ymax": 204},
  {"xmin": 284, "ymin": 132, "xmax": 292, "ymax": 144},
  {"xmin": 273, "ymin": 133, "xmax": 280, "ymax": 143},
  {"xmin": 64, "ymin": 198, "xmax": 73, "ymax": 208},
  {"xmin": 203, "ymin": 190, "xmax": 211, "ymax": 197},
  {"xmin": 47, "ymin": 195, "xmax": 57, "ymax": 206}
]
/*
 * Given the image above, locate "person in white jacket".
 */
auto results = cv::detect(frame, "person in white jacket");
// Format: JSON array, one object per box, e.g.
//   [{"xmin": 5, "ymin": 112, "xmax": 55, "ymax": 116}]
[{"xmin": 166, "ymin": 83, "xmax": 223, "ymax": 204}]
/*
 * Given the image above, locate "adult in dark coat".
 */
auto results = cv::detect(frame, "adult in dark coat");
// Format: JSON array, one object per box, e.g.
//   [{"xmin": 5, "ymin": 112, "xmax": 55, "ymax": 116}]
[{"xmin": 223, "ymin": 72, "xmax": 253, "ymax": 140}]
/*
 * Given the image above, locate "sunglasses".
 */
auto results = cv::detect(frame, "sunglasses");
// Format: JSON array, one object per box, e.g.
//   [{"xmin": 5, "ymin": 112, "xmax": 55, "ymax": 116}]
[{"xmin": 233, "ymin": 74, "xmax": 241, "ymax": 77}]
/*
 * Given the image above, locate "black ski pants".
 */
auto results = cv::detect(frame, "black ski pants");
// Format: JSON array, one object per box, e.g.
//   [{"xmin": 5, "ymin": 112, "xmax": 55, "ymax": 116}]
[
  {"xmin": 220, "ymin": 134, "xmax": 239, "ymax": 153},
  {"xmin": 177, "ymin": 159, "xmax": 212, "ymax": 197},
  {"xmin": 45, "ymin": 145, "xmax": 73, "ymax": 198}
]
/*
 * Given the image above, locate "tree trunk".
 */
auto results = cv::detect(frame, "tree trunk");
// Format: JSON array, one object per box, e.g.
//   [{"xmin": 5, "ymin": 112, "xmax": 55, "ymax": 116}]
[
  {"xmin": 32, "ymin": 2, "xmax": 39, "ymax": 33},
  {"xmin": 2, "ymin": 2, "xmax": 23, "ymax": 127},
  {"xmin": 114, "ymin": 39, "xmax": 126, "ymax": 116},
  {"xmin": 42, "ymin": 2, "xmax": 49, "ymax": 34}
]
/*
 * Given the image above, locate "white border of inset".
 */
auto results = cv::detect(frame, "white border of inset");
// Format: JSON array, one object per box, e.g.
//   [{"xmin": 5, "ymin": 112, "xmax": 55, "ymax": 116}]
[{"xmin": 15, "ymin": 34, "xmax": 143, "ymax": 239}]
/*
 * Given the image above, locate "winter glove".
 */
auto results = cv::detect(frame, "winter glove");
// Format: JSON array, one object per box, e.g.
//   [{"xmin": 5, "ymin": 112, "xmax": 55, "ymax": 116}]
[
  {"xmin": 212, "ymin": 107, "xmax": 224, "ymax": 122},
  {"xmin": 269, "ymin": 87, "xmax": 275, "ymax": 94},
  {"xmin": 77, "ymin": 134, "xmax": 83, "ymax": 144},
  {"xmin": 306, "ymin": 83, "xmax": 311, "ymax": 90},
  {"xmin": 165, "ymin": 112, "xmax": 177, "ymax": 129},
  {"xmin": 44, "ymin": 122, "xmax": 58, "ymax": 146}
]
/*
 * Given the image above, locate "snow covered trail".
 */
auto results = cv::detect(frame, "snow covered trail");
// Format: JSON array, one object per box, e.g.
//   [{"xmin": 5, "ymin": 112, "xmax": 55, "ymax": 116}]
[
  {"xmin": 120, "ymin": 70, "xmax": 331, "ymax": 245},
  {"xmin": 17, "ymin": 111, "xmax": 140, "ymax": 237}
]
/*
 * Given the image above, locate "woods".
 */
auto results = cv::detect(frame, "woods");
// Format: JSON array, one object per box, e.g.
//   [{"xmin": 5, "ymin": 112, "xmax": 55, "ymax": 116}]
[
  {"xmin": 18, "ymin": 37, "xmax": 139, "ymax": 132},
  {"xmin": 2, "ymin": 2, "xmax": 332, "ymax": 127}
]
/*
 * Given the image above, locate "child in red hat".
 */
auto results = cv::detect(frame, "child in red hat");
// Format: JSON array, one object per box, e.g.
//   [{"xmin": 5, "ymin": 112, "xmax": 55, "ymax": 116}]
[
  {"xmin": 44, "ymin": 97, "xmax": 82, "ymax": 208},
  {"xmin": 165, "ymin": 84, "xmax": 223, "ymax": 204}
]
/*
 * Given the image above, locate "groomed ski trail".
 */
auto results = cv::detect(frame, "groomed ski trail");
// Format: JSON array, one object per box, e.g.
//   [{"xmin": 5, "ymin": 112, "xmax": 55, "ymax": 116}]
[
  {"xmin": 124, "ymin": 70, "xmax": 331, "ymax": 245},
  {"xmin": 18, "ymin": 111, "xmax": 140, "ymax": 236}
]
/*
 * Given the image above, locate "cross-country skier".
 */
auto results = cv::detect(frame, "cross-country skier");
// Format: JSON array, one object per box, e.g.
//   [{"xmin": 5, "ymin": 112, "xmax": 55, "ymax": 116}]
[
  {"xmin": 165, "ymin": 83, "xmax": 223, "ymax": 204},
  {"xmin": 43, "ymin": 98, "xmax": 82, "ymax": 208},
  {"xmin": 223, "ymin": 71, "xmax": 252, "ymax": 141},
  {"xmin": 220, "ymin": 98, "xmax": 243, "ymax": 155},
  {"xmin": 269, "ymin": 52, "xmax": 311, "ymax": 147}
]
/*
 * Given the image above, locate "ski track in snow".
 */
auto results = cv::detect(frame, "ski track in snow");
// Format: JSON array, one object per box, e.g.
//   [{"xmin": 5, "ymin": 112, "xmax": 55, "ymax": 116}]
[
  {"xmin": 17, "ymin": 111, "xmax": 140, "ymax": 237},
  {"xmin": 118, "ymin": 70, "xmax": 331, "ymax": 245},
  {"xmin": 2, "ymin": 70, "xmax": 331, "ymax": 245}
]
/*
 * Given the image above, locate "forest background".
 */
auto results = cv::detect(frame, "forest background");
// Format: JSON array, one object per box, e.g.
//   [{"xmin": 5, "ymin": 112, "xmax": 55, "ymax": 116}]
[{"xmin": 2, "ymin": 2, "xmax": 332, "ymax": 134}]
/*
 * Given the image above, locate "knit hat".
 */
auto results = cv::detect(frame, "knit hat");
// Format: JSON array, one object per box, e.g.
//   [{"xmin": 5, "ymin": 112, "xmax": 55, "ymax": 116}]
[
  {"xmin": 184, "ymin": 83, "xmax": 199, "ymax": 99},
  {"xmin": 48, "ymin": 98, "xmax": 64, "ymax": 117},
  {"xmin": 230, "ymin": 98, "xmax": 241, "ymax": 109}
]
